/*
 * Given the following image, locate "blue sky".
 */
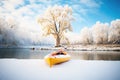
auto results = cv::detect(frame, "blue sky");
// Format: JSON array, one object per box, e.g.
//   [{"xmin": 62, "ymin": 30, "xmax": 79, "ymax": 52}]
[{"xmin": 0, "ymin": 0, "xmax": 120, "ymax": 33}]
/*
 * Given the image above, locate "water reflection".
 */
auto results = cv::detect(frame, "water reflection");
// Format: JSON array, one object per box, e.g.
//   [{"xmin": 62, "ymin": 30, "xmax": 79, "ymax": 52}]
[
  {"xmin": 0, "ymin": 49, "xmax": 120, "ymax": 60},
  {"xmin": 0, "ymin": 48, "xmax": 53, "ymax": 59},
  {"xmin": 68, "ymin": 51, "xmax": 120, "ymax": 60}
]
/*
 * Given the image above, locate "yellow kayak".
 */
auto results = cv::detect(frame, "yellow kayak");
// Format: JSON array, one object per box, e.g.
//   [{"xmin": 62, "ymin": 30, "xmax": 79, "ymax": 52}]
[{"xmin": 44, "ymin": 51, "xmax": 71, "ymax": 67}]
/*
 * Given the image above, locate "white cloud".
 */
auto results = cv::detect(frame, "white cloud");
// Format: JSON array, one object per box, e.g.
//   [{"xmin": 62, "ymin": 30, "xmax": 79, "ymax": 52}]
[
  {"xmin": 80, "ymin": 0, "xmax": 101, "ymax": 7},
  {"xmin": 69, "ymin": 0, "xmax": 102, "ymax": 24},
  {"xmin": 0, "ymin": 0, "xmax": 102, "ymax": 25},
  {"xmin": 1, "ymin": 0, "xmax": 24, "ymax": 12},
  {"xmin": 29, "ymin": 0, "xmax": 49, "ymax": 3}
]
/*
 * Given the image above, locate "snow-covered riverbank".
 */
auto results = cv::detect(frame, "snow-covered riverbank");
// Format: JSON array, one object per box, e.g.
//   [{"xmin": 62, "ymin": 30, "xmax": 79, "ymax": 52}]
[
  {"xmin": 0, "ymin": 44, "xmax": 120, "ymax": 51},
  {"xmin": 0, "ymin": 59, "xmax": 120, "ymax": 80},
  {"xmin": 40, "ymin": 45, "xmax": 120, "ymax": 51}
]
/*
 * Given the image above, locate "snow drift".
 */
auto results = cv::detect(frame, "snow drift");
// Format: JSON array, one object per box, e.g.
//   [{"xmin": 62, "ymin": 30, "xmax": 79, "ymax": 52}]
[{"xmin": 0, "ymin": 59, "xmax": 120, "ymax": 80}]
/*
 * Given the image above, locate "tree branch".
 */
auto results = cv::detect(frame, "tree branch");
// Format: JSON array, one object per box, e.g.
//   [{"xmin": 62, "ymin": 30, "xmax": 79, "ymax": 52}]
[
  {"xmin": 50, "ymin": 12, "xmax": 58, "ymax": 33},
  {"xmin": 58, "ymin": 21, "xmax": 61, "ymax": 33}
]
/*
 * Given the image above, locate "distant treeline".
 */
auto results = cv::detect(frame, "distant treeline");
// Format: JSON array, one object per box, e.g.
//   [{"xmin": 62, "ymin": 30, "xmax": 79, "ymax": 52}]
[
  {"xmin": 0, "ymin": 16, "xmax": 120, "ymax": 46},
  {"xmin": 64, "ymin": 20, "xmax": 120, "ymax": 45}
]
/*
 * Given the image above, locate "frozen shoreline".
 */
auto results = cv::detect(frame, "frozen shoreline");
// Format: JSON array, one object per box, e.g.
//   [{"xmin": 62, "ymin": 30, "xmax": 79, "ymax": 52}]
[
  {"xmin": 40, "ymin": 45, "xmax": 120, "ymax": 51},
  {"xmin": 40, "ymin": 47, "xmax": 120, "ymax": 51},
  {"xmin": 0, "ymin": 59, "xmax": 120, "ymax": 80},
  {"xmin": 0, "ymin": 44, "xmax": 120, "ymax": 51}
]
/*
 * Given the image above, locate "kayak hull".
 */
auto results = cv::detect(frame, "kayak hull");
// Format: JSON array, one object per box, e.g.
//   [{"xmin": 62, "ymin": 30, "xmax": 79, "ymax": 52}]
[{"xmin": 44, "ymin": 54, "xmax": 71, "ymax": 67}]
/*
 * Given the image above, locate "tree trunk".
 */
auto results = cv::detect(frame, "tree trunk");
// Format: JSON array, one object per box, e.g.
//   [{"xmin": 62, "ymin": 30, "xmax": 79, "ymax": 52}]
[{"xmin": 55, "ymin": 34, "xmax": 61, "ymax": 47}]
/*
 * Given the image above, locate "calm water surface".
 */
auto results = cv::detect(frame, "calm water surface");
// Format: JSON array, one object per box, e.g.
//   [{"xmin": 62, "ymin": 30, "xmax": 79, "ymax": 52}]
[{"xmin": 0, "ymin": 48, "xmax": 120, "ymax": 60}]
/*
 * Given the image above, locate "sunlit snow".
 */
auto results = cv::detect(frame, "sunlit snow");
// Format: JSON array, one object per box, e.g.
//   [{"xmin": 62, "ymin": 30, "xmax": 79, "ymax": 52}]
[{"xmin": 0, "ymin": 59, "xmax": 120, "ymax": 80}]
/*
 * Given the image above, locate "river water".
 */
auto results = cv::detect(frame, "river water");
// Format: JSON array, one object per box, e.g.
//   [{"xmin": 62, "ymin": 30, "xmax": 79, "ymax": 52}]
[{"xmin": 0, "ymin": 48, "xmax": 120, "ymax": 60}]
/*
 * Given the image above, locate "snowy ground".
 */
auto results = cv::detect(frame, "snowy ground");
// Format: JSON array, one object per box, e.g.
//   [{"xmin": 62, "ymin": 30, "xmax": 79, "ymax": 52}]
[
  {"xmin": 0, "ymin": 45, "xmax": 120, "ymax": 51},
  {"xmin": 0, "ymin": 59, "xmax": 120, "ymax": 80},
  {"xmin": 36, "ymin": 45, "xmax": 120, "ymax": 51}
]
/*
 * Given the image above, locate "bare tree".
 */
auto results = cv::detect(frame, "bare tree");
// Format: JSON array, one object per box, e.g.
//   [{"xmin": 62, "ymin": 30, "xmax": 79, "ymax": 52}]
[{"xmin": 38, "ymin": 5, "xmax": 73, "ymax": 47}]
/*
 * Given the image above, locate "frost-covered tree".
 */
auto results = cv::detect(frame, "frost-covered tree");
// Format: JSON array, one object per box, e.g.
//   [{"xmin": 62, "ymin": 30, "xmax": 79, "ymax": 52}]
[
  {"xmin": 108, "ymin": 19, "xmax": 120, "ymax": 44},
  {"xmin": 80, "ymin": 27, "xmax": 92, "ymax": 44},
  {"xmin": 38, "ymin": 5, "xmax": 73, "ymax": 47},
  {"xmin": 0, "ymin": 16, "xmax": 49, "ymax": 46},
  {"xmin": 0, "ymin": 16, "xmax": 18, "ymax": 45},
  {"xmin": 91, "ymin": 21, "xmax": 109, "ymax": 44}
]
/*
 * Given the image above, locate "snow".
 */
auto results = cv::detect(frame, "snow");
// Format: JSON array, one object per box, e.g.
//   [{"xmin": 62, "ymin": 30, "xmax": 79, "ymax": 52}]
[
  {"xmin": 44, "ymin": 54, "xmax": 71, "ymax": 58},
  {"xmin": 36, "ymin": 45, "xmax": 120, "ymax": 51},
  {"xmin": 0, "ymin": 59, "xmax": 120, "ymax": 80}
]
